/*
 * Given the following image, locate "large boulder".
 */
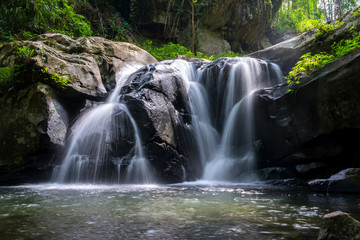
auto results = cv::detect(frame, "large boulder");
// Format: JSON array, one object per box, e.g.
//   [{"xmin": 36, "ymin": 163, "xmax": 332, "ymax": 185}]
[
  {"xmin": 0, "ymin": 34, "xmax": 157, "ymax": 185},
  {"xmin": 120, "ymin": 60, "xmax": 197, "ymax": 183},
  {"xmin": 318, "ymin": 211, "xmax": 360, "ymax": 240},
  {"xmin": 254, "ymin": 47, "xmax": 360, "ymax": 184},
  {"xmin": 0, "ymin": 83, "xmax": 67, "ymax": 184}
]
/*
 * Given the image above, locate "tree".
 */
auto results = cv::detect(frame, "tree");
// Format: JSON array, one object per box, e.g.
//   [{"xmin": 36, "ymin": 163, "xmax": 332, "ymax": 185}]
[{"xmin": 190, "ymin": 0, "xmax": 197, "ymax": 55}]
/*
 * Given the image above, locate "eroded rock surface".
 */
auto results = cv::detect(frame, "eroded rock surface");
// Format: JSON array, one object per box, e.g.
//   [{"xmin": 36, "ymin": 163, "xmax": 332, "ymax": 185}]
[{"xmin": 0, "ymin": 34, "xmax": 156, "ymax": 184}]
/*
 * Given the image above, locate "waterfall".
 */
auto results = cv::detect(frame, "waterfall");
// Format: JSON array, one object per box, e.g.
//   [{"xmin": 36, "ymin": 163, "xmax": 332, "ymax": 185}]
[
  {"xmin": 52, "ymin": 57, "xmax": 282, "ymax": 184},
  {"xmin": 171, "ymin": 58, "xmax": 283, "ymax": 182},
  {"xmin": 52, "ymin": 63, "xmax": 154, "ymax": 184}
]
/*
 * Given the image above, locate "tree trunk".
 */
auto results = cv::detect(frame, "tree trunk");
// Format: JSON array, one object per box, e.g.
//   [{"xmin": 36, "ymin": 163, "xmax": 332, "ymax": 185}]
[{"xmin": 191, "ymin": 0, "xmax": 195, "ymax": 55}]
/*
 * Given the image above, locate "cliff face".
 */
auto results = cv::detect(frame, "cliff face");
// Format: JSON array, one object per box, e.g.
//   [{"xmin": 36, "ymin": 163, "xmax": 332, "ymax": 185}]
[{"xmin": 131, "ymin": 0, "xmax": 282, "ymax": 54}]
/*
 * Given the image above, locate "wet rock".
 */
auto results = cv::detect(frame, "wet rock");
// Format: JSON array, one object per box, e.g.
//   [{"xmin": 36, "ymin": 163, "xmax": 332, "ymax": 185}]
[
  {"xmin": 0, "ymin": 83, "xmax": 66, "ymax": 185},
  {"xmin": 120, "ymin": 61, "xmax": 197, "ymax": 182},
  {"xmin": 254, "ymin": 48, "xmax": 360, "ymax": 184},
  {"xmin": 318, "ymin": 211, "xmax": 360, "ymax": 240},
  {"xmin": 295, "ymin": 162, "xmax": 328, "ymax": 174},
  {"xmin": 258, "ymin": 167, "xmax": 297, "ymax": 180},
  {"xmin": 308, "ymin": 168, "xmax": 360, "ymax": 193}
]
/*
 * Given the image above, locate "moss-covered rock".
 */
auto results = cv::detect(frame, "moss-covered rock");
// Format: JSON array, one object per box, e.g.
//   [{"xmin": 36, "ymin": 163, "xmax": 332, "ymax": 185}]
[{"xmin": 318, "ymin": 211, "xmax": 360, "ymax": 240}]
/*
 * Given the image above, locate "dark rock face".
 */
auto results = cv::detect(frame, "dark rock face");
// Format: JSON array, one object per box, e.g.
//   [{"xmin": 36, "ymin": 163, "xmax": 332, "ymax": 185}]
[
  {"xmin": 254, "ymin": 48, "xmax": 360, "ymax": 186},
  {"xmin": 318, "ymin": 211, "xmax": 360, "ymax": 240},
  {"xmin": 120, "ymin": 61, "xmax": 195, "ymax": 183},
  {"xmin": 0, "ymin": 83, "xmax": 66, "ymax": 184}
]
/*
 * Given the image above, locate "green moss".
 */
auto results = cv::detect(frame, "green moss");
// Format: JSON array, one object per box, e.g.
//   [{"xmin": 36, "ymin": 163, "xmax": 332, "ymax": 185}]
[
  {"xmin": 287, "ymin": 22, "xmax": 360, "ymax": 90},
  {"xmin": 40, "ymin": 68, "xmax": 71, "ymax": 90}
]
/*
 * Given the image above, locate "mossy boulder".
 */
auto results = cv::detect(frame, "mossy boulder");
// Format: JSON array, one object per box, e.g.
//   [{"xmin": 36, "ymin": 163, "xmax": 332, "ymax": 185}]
[{"xmin": 318, "ymin": 211, "xmax": 360, "ymax": 240}]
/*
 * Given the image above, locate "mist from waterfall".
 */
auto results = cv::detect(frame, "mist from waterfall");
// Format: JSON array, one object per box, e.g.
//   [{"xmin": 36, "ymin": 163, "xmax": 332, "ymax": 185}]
[{"xmin": 52, "ymin": 63, "xmax": 154, "ymax": 184}]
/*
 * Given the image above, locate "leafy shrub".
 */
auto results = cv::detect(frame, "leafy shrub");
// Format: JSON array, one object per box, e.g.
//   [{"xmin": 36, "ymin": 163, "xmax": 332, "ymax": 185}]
[
  {"xmin": 0, "ymin": 0, "xmax": 92, "ymax": 41},
  {"xmin": 287, "ymin": 23, "xmax": 360, "ymax": 87},
  {"xmin": 315, "ymin": 21, "xmax": 344, "ymax": 40},
  {"xmin": 297, "ymin": 19, "xmax": 322, "ymax": 32},
  {"xmin": 15, "ymin": 46, "xmax": 35, "ymax": 59},
  {"xmin": 286, "ymin": 52, "xmax": 335, "ymax": 84},
  {"xmin": 0, "ymin": 67, "xmax": 15, "ymax": 92},
  {"xmin": 140, "ymin": 40, "xmax": 243, "ymax": 61}
]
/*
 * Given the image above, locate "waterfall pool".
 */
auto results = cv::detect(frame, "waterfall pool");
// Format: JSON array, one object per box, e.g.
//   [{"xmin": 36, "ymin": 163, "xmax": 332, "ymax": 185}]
[{"xmin": 1, "ymin": 182, "xmax": 359, "ymax": 239}]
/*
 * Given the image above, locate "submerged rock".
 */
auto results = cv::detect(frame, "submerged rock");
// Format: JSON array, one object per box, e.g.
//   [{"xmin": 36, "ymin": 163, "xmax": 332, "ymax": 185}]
[{"xmin": 318, "ymin": 211, "xmax": 360, "ymax": 240}]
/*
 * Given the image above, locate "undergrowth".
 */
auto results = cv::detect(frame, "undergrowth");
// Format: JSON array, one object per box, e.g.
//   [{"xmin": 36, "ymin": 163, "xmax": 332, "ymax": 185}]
[
  {"xmin": 287, "ymin": 23, "xmax": 360, "ymax": 91},
  {"xmin": 140, "ymin": 40, "xmax": 243, "ymax": 61}
]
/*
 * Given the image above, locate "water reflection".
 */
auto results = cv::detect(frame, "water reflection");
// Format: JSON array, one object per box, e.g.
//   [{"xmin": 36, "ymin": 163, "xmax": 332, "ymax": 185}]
[{"xmin": 0, "ymin": 183, "xmax": 360, "ymax": 239}]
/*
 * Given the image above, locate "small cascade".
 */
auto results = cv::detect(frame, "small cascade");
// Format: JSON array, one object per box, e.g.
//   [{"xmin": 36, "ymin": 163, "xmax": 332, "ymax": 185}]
[
  {"xmin": 52, "ymin": 63, "xmax": 154, "ymax": 184},
  {"xmin": 171, "ymin": 57, "xmax": 283, "ymax": 182}
]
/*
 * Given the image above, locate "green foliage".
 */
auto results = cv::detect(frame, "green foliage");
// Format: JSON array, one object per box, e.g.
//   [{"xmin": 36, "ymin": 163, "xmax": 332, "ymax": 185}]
[
  {"xmin": 140, "ymin": 40, "xmax": 243, "ymax": 61},
  {"xmin": 0, "ymin": 67, "xmax": 15, "ymax": 91},
  {"xmin": 0, "ymin": 0, "xmax": 92, "ymax": 41},
  {"xmin": 315, "ymin": 23, "xmax": 335, "ymax": 39},
  {"xmin": 275, "ymin": 0, "xmax": 323, "ymax": 34},
  {"xmin": 15, "ymin": 46, "xmax": 35, "ymax": 59},
  {"xmin": 314, "ymin": 21, "xmax": 344, "ymax": 40},
  {"xmin": 286, "ymin": 52, "xmax": 335, "ymax": 84},
  {"xmin": 287, "ymin": 22, "xmax": 360, "ymax": 87},
  {"xmin": 331, "ymin": 25, "xmax": 360, "ymax": 57},
  {"xmin": 352, "ymin": 9, "xmax": 360, "ymax": 17},
  {"xmin": 297, "ymin": 19, "xmax": 322, "ymax": 32}
]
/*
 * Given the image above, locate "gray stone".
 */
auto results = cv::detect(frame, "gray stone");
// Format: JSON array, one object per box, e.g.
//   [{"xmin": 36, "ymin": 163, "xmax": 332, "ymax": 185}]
[{"xmin": 318, "ymin": 211, "xmax": 360, "ymax": 240}]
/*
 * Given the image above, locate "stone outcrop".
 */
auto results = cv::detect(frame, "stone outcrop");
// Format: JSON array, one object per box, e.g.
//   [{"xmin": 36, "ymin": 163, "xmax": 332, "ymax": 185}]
[
  {"xmin": 254, "ymin": 47, "xmax": 360, "ymax": 187},
  {"xmin": 318, "ymin": 211, "xmax": 360, "ymax": 240},
  {"xmin": 0, "ymin": 34, "xmax": 157, "ymax": 185}
]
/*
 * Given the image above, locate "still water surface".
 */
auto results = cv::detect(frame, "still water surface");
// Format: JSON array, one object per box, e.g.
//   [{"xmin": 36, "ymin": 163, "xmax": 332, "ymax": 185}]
[{"xmin": 0, "ymin": 182, "xmax": 359, "ymax": 240}]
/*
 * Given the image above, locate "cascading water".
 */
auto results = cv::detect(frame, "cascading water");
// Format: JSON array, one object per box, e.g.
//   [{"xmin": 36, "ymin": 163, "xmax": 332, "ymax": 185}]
[
  {"xmin": 52, "ymin": 57, "xmax": 282, "ymax": 184},
  {"xmin": 170, "ymin": 58, "xmax": 283, "ymax": 182},
  {"xmin": 52, "ymin": 63, "xmax": 154, "ymax": 184}
]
